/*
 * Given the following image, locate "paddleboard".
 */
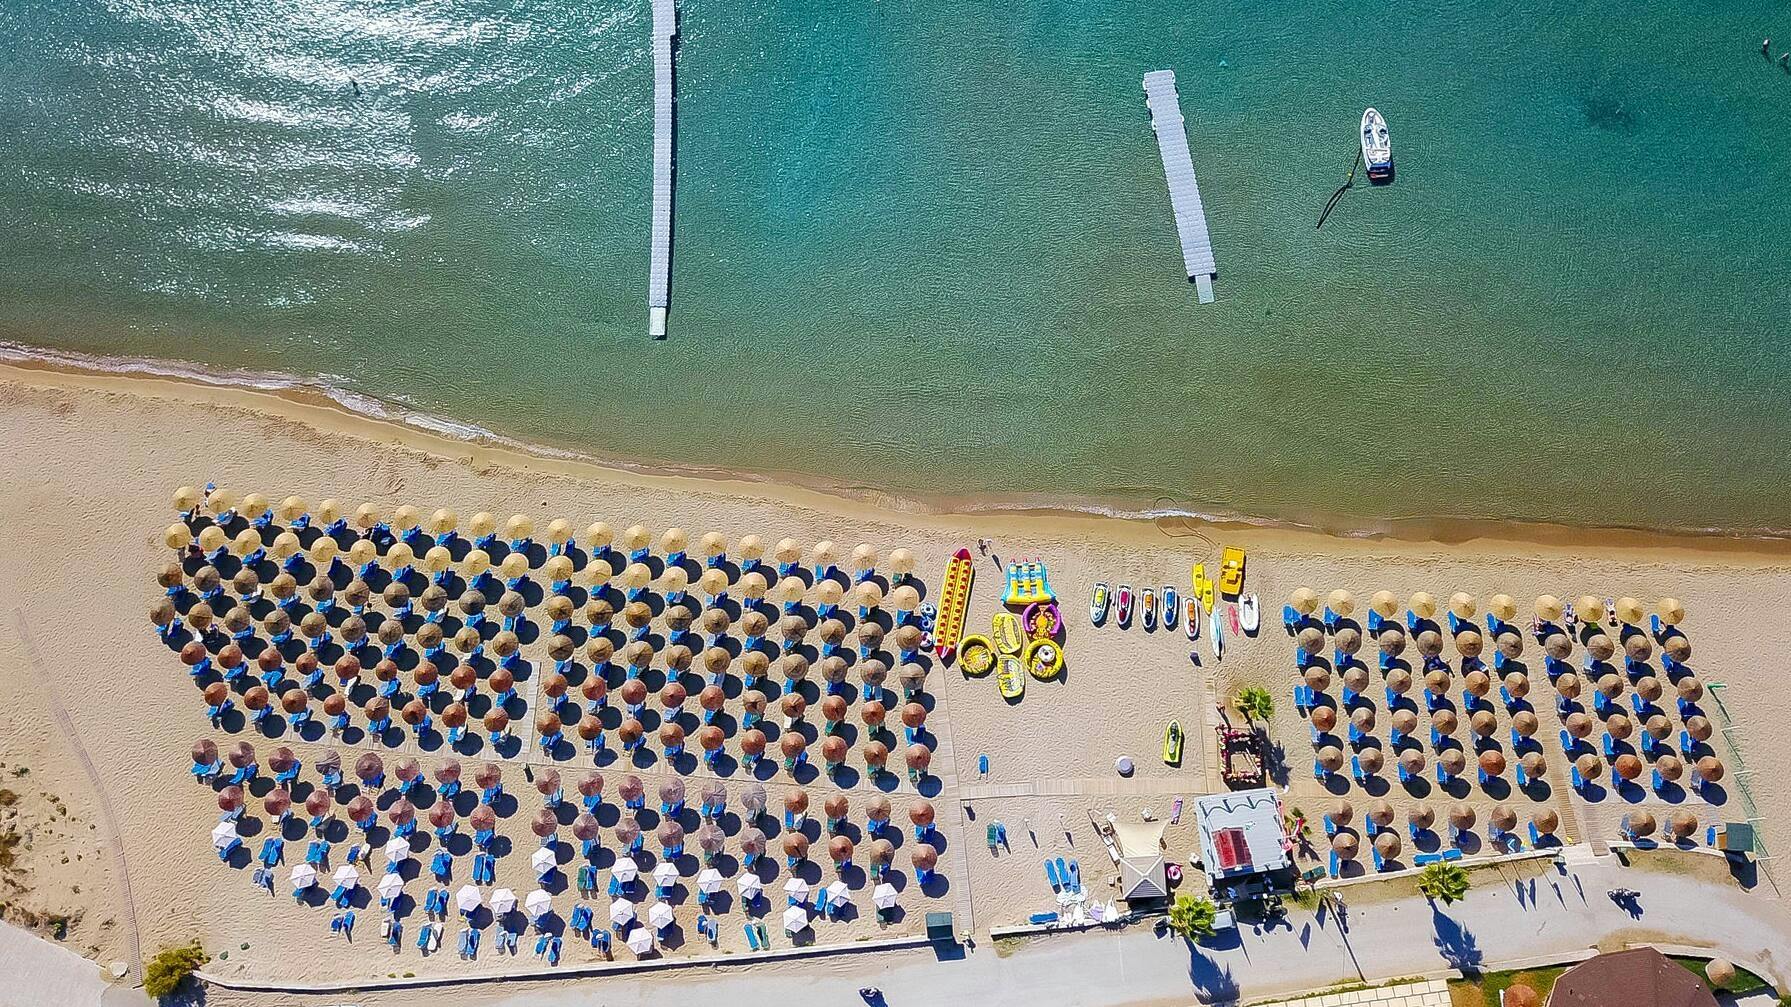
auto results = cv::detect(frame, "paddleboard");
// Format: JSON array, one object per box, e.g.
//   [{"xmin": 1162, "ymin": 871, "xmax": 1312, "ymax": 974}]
[
  {"xmin": 1209, "ymin": 605, "xmax": 1224, "ymax": 662},
  {"xmin": 996, "ymin": 655, "xmax": 1025, "ymax": 700},
  {"xmin": 992, "ymin": 611, "xmax": 1025, "ymax": 655},
  {"xmin": 1186, "ymin": 597, "xmax": 1200, "ymax": 641},
  {"xmin": 934, "ymin": 548, "xmax": 974, "ymax": 663},
  {"xmin": 957, "ymin": 635, "xmax": 996, "ymax": 677}
]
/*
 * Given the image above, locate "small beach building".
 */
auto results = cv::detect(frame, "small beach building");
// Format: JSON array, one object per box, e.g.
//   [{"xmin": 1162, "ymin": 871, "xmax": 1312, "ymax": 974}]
[
  {"xmin": 1545, "ymin": 947, "xmax": 1717, "ymax": 1007},
  {"xmin": 1111, "ymin": 819, "xmax": 1169, "ymax": 903},
  {"xmin": 1194, "ymin": 789, "xmax": 1294, "ymax": 901}
]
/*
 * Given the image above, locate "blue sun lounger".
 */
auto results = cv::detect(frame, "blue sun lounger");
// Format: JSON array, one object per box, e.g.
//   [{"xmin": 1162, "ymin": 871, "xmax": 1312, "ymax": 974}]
[
  {"xmin": 416, "ymin": 922, "xmax": 433, "ymax": 951},
  {"xmin": 1054, "ymin": 857, "xmax": 1068, "ymax": 890},
  {"xmin": 216, "ymin": 836, "xmax": 242, "ymax": 862},
  {"xmin": 1328, "ymin": 851, "xmax": 1339, "ymax": 877},
  {"xmin": 1046, "ymin": 859, "xmax": 1061, "ymax": 890},
  {"xmin": 1068, "ymin": 859, "xmax": 1081, "ymax": 892},
  {"xmin": 258, "ymin": 838, "xmax": 284, "ymax": 867},
  {"xmin": 745, "ymin": 922, "xmax": 762, "ymax": 950}
]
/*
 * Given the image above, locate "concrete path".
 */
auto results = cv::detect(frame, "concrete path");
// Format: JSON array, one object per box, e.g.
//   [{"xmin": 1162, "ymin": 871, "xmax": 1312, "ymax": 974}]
[
  {"xmin": 429, "ymin": 854, "xmax": 1785, "ymax": 1007},
  {"xmin": 0, "ymin": 922, "xmax": 148, "ymax": 1007}
]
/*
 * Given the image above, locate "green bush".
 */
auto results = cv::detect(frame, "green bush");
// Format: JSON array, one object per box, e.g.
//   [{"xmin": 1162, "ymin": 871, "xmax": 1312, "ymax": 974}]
[
  {"xmin": 144, "ymin": 943, "xmax": 208, "ymax": 1000},
  {"xmin": 1233, "ymin": 687, "xmax": 1275, "ymax": 723},
  {"xmin": 1418, "ymin": 862, "xmax": 1471, "ymax": 905}
]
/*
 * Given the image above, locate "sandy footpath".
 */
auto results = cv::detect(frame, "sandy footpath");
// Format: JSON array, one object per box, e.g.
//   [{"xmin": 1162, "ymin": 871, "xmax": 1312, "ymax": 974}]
[{"xmin": 0, "ymin": 362, "xmax": 1787, "ymax": 996}]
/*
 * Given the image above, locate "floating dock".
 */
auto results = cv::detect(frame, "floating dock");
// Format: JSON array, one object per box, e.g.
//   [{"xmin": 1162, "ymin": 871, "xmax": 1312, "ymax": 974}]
[
  {"xmin": 1141, "ymin": 70, "xmax": 1217, "ymax": 303},
  {"xmin": 648, "ymin": 0, "xmax": 676, "ymax": 337}
]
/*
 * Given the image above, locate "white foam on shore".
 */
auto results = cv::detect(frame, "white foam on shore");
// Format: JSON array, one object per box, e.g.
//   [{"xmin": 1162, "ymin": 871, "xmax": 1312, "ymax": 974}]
[{"xmin": 1, "ymin": 340, "xmax": 1785, "ymax": 543}]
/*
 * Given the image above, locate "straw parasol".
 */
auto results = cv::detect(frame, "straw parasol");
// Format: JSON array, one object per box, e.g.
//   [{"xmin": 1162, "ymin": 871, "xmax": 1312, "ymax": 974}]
[
  {"xmin": 1614, "ymin": 597, "xmax": 1644, "ymax": 625},
  {"xmin": 1296, "ymin": 627, "xmax": 1325, "ymax": 656},
  {"xmin": 1448, "ymin": 802, "xmax": 1476, "ymax": 829},
  {"xmin": 1439, "ymin": 749, "xmax": 1466, "ymax": 777},
  {"xmin": 1416, "ymin": 630, "xmax": 1443, "ymax": 659},
  {"xmin": 1368, "ymin": 799, "xmax": 1395, "ymax": 827},
  {"xmin": 1350, "ymin": 706, "xmax": 1375, "ymax": 732},
  {"xmin": 1575, "ymin": 752, "xmax": 1604, "ymax": 779},
  {"xmin": 1605, "ymin": 713, "xmax": 1634, "ymax": 741},
  {"xmin": 1289, "ymin": 588, "xmax": 1319, "ymax": 615},
  {"xmin": 1463, "ymin": 670, "xmax": 1491, "ymax": 698},
  {"xmin": 1455, "ymin": 630, "xmax": 1484, "ymax": 659},
  {"xmin": 1586, "ymin": 634, "xmax": 1615, "ymax": 662},
  {"xmin": 1358, "ymin": 748, "xmax": 1384, "ymax": 775},
  {"xmin": 217, "ymin": 786, "xmax": 244, "ymax": 813},
  {"xmin": 1378, "ymin": 629, "xmax": 1406, "ymax": 657},
  {"xmin": 1317, "ymin": 746, "xmax": 1344, "ymax": 772},
  {"xmin": 1330, "ymin": 833, "xmax": 1358, "ymax": 859},
  {"xmin": 1409, "ymin": 592, "xmax": 1437, "ymax": 619},
  {"xmin": 1697, "ymin": 756, "xmax": 1724, "ymax": 782},
  {"xmin": 1385, "ymin": 668, "xmax": 1413, "ymax": 697},
  {"xmin": 1327, "ymin": 589, "xmax": 1355, "ymax": 617},
  {"xmin": 1303, "ymin": 665, "xmax": 1332, "ymax": 692},
  {"xmin": 1623, "ymin": 810, "xmax": 1656, "ymax": 838},
  {"xmin": 1369, "ymin": 591, "xmax": 1399, "ymax": 618},
  {"xmin": 1555, "ymin": 673, "xmax": 1582, "ymax": 701},
  {"xmin": 1448, "ymin": 592, "xmax": 1476, "ymax": 619},
  {"xmin": 1534, "ymin": 595, "xmax": 1564, "ymax": 622},
  {"xmin": 1656, "ymin": 597, "xmax": 1685, "ymax": 626},
  {"xmin": 1676, "ymin": 676, "xmax": 1704, "ymax": 702},
  {"xmin": 1410, "ymin": 803, "xmax": 1436, "ymax": 830},
  {"xmin": 1613, "ymin": 753, "xmax": 1643, "ymax": 781},
  {"xmin": 1308, "ymin": 705, "xmax": 1337, "ymax": 734},
  {"xmin": 1685, "ymin": 715, "xmax": 1713, "ymax": 742},
  {"xmin": 906, "ymin": 743, "xmax": 933, "ymax": 773},
  {"xmin": 812, "ymin": 541, "xmax": 838, "ymax": 570},
  {"xmin": 782, "ymin": 832, "xmax": 810, "ymax": 861},
  {"xmin": 1329, "ymin": 800, "xmax": 1354, "ymax": 826},
  {"xmin": 1391, "ymin": 708, "xmax": 1419, "ymax": 735},
  {"xmin": 1512, "ymin": 710, "xmax": 1540, "ymax": 738},
  {"xmin": 1478, "ymin": 750, "xmax": 1507, "ymax": 777},
  {"xmin": 1431, "ymin": 708, "xmax": 1458, "ymax": 736},
  {"xmin": 1573, "ymin": 595, "xmax": 1602, "ymax": 625},
  {"xmin": 1521, "ymin": 751, "xmax": 1546, "ymax": 779},
  {"xmin": 1656, "ymin": 754, "xmax": 1683, "ymax": 782},
  {"xmin": 1486, "ymin": 593, "xmax": 1517, "ymax": 622},
  {"xmin": 1636, "ymin": 671, "xmax": 1663, "ymax": 702},
  {"xmin": 1470, "ymin": 710, "xmax": 1498, "ymax": 738},
  {"xmin": 1374, "ymin": 830, "xmax": 1401, "ymax": 859},
  {"xmin": 1669, "ymin": 810, "xmax": 1699, "ymax": 840},
  {"xmin": 1400, "ymin": 749, "xmax": 1426, "ymax": 776},
  {"xmin": 1624, "ymin": 635, "xmax": 1653, "ymax": 662},
  {"xmin": 1644, "ymin": 713, "xmax": 1672, "ymax": 741},
  {"xmin": 1503, "ymin": 671, "xmax": 1530, "ymax": 699},
  {"xmin": 1335, "ymin": 627, "xmax": 1362, "ymax": 656},
  {"xmin": 910, "ymin": 845, "xmax": 938, "ymax": 871}
]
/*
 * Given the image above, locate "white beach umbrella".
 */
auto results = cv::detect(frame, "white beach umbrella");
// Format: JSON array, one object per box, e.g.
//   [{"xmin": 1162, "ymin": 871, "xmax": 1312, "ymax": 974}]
[
  {"xmin": 612, "ymin": 859, "xmax": 640, "ymax": 883},
  {"xmin": 652, "ymin": 862, "xmax": 680, "ymax": 888},
  {"xmin": 383, "ymin": 837, "xmax": 413, "ymax": 865},
  {"xmin": 626, "ymin": 927, "xmax": 655, "ymax": 954},
  {"xmin": 649, "ymin": 900, "xmax": 676, "ymax": 930},
  {"xmin": 211, "ymin": 822, "xmax": 238, "ymax": 850},
  {"xmin": 289, "ymin": 864, "xmax": 318, "ymax": 891},
  {"xmin": 696, "ymin": 868, "xmax": 724, "ymax": 894},
  {"xmin": 455, "ymin": 885, "xmax": 482, "ymax": 914},
  {"xmin": 525, "ymin": 889, "xmax": 553, "ymax": 920},
  {"xmin": 736, "ymin": 874, "xmax": 763, "ymax": 899},
  {"xmin": 490, "ymin": 887, "xmax": 517, "ymax": 915},
  {"xmin": 826, "ymin": 880, "xmax": 851, "ymax": 910},
  {"xmin": 332, "ymin": 864, "xmax": 360, "ymax": 887},
  {"xmin": 531, "ymin": 846, "xmax": 557, "ymax": 875},
  {"xmin": 783, "ymin": 904, "xmax": 811, "ymax": 934},
  {"xmin": 377, "ymin": 873, "xmax": 405, "ymax": 901},
  {"xmin": 609, "ymin": 898, "xmax": 637, "ymax": 926},
  {"xmin": 783, "ymin": 877, "xmax": 810, "ymax": 902},
  {"xmin": 873, "ymin": 882, "xmax": 898, "ymax": 910}
]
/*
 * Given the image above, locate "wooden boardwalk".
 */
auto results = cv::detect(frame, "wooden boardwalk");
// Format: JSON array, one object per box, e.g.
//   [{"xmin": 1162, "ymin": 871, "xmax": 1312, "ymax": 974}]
[
  {"xmin": 1142, "ymin": 70, "xmax": 1217, "ymax": 303},
  {"xmin": 648, "ymin": 0, "xmax": 676, "ymax": 337}
]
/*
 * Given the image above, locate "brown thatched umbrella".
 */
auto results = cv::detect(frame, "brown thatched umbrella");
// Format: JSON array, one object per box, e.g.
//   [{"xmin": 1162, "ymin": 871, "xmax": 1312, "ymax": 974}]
[
  {"xmin": 1391, "ymin": 708, "xmax": 1419, "ymax": 736},
  {"xmin": 1623, "ymin": 810, "xmax": 1656, "ymax": 838},
  {"xmin": 1335, "ymin": 627, "xmax": 1362, "ymax": 656},
  {"xmin": 1685, "ymin": 715, "xmax": 1713, "ymax": 742},
  {"xmin": 1644, "ymin": 714, "xmax": 1673, "ymax": 741},
  {"xmin": 1367, "ymin": 800, "xmax": 1394, "ymax": 827},
  {"xmin": 1448, "ymin": 802, "xmax": 1476, "ymax": 830},
  {"xmin": 1695, "ymin": 756, "xmax": 1725, "ymax": 782},
  {"xmin": 1469, "ymin": 710, "xmax": 1498, "ymax": 738},
  {"xmin": 1296, "ymin": 627, "xmax": 1326, "ymax": 656},
  {"xmin": 1416, "ymin": 631, "xmax": 1443, "ymax": 659},
  {"xmin": 1668, "ymin": 810, "xmax": 1699, "ymax": 840},
  {"xmin": 1575, "ymin": 753, "xmax": 1604, "ymax": 779},
  {"xmin": 1317, "ymin": 746, "xmax": 1344, "ymax": 773},
  {"xmin": 1585, "ymin": 634, "xmax": 1615, "ymax": 662},
  {"xmin": 1386, "ymin": 668, "xmax": 1413, "ymax": 696},
  {"xmin": 1358, "ymin": 748, "xmax": 1385, "ymax": 775},
  {"xmin": 1676, "ymin": 676, "xmax": 1704, "ymax": 702},
  {"xmin": 1374, "ymin": 830, "xmax": 1401, "ymax": 859},
  {"xmin": 1289, "ymin": 587, "xmax": 1320, "ymax": 615},
  {"xmin": 1342, "ymin": 666, "xmax": 1370, "ymax": 694},
  {"xmin": 1663, "ymin": 636, "xmax": 1691, "ymax": 662},
  {"xmin": 1605, "ymin": 714, "xmax": 1634, "ymax": 741},
  {"xmin": 1431, "ymin": 709, "xmax": 1458, "ymax": 736},
  {"xmin": 1308, "ymin": 705, "xmax": 1338, "ymax": 734},
  {"xmin": 1554, "ymin": 673, "xmax": 1582, "ymax": 700},
  {"xmin": 1655, "ymin": 754, "xmax": 1684, "ymax": 782},
  {"xmin": 1478, "ymin": 750, "xmax": 1507, "ymax": 777},
  {"xmin": 1531, "ymin": 808, "xmax": 1559, "ymax": 835},
  {"xmin": 1410, "ymin": 804, "xmax": 1436, "ymax": 831},
  {"xmin": 1439, "ymin": 749, "xmax": 1467, "ymax": 777},
  {"xmin": 1304, "ymin": 666, "xmax": 1333, "ymax": 692},
  {"xmin": 1369, "ymin": 591, "xmax": 1399, "ymax": 618},
  {"xmin": 1564, "ymin": 712, "xmax": 1593, "ymax": 739},
  {"xmin": 1400, "ymin": 748, "xmax": 1426, "ymax": 776},
  {"xmin": 1521, "ymin": 751, "xmax": 1547, "ymax": 779},
  {"xmin": 1463, "ymin": 671, "xmax": 1491, "ymax": 699},
  {"xmin": 1455, "ymin": 631, "xmax": 1484, "ymax": 660},
  {"xmin": 1331, "ymin": 832, "xmax": 1359, "ymax": 859},
  {"xmin": 1379, "ymin": 629, "xmax": 1407, "ymax": 657},
  {"xmin": 1613, "ymin": 754, "xmax": 1643, "ymax": 781},
  {"xmin": 1512, "ymin": 710, "xmax": 1540, "ymax": 738},
  {"xmin": 1328, "ymin": 800, "xmax": 1354, "ymax": 827},
  {"xmin": 739, "ymin": 729, "xmax": 766, "ymax": 759}
]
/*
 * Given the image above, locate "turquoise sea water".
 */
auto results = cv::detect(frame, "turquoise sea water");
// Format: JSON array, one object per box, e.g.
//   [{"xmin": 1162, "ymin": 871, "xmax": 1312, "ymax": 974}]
[{"xmin": 3, "ymin": 0, "xmax": 1791, "ymax": 534}]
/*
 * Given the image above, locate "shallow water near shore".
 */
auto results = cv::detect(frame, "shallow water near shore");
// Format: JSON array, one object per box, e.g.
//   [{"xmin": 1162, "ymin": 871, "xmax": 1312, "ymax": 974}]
[{"xmin": 2, "ymin": 0, "xmax": 1790, "ymax": 535}]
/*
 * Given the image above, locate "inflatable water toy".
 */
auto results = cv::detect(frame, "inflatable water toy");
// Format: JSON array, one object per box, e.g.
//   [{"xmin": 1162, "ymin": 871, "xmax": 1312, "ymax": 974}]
[
  {"xmin": 1002, "ymin": 560, "xmax": 1056, "ymax": 607},
  {"xmin": 1022, "ymin": 601, "xmax": 1061, "ymax": 639},
  {"xmin": 1226, "ymin": 602, "xmax": 1241, "ymax": 638},
  {"xmin": 1163, "ymin": 720, "xmax": 1184, "ymax": 766},
  {"xmin": 934, "ymin": 548, "xmax": 974, "ymax": 663},
  {"xmin": 1142, "ymin": 588, "xmax": 1157, "ymax": 631},
  {"xmin": 996, "ymin": 655, "xmax": 1025, "ymax": 700},
  {"xmin": 1185, "ymin": 596, "xmax": 1201, "ymax": 641},
  {"xmin": 917, "ymin": 602, "xmax": 937, "ymax": 633},
  {"xmin": 1163, "ymin": 586, "xmax": 1179, "ymax": 630},
  {"xmin": 957, "ymin": 635, "xmax": 996, "ymax": 677},
  {"xmin": 1117, "ymin": 585, "xmax": 1134, "ymax": 627},
  {"xmin": 1192, "ymin": 564, "xmax": 1215, "ymax": 610},
  {"xmin": 1240, "ymin": 594, "xmax": 1260, "ymax": 635},
  {"xmin": 1090, "ymin": 582, "xmax": 1110, "ymax": 626},
  {"xmin": 1219, "ymin": 546, "xmax": 1246, "ymax": 599},
  {"xmin": 991, "ymin": 612, "xmax": 1025, "ymax": 656},
  {"xmin": 1023, "ymin": 637, "xmax": 1063, "ymax": 680},
  {"xmin": 1209, "ymin": 604, "xmax": 1224, "ymax": 662}
]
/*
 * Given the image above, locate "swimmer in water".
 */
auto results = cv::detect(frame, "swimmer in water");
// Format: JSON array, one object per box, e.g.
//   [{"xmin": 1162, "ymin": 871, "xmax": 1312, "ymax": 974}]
[
  {"xmin": 1766, "ymin": 38, "xmax": 1773, "ymax": 57},
  {"xmin": 351, "ymin": 79, "xmax": 362, "ymax": 96}
]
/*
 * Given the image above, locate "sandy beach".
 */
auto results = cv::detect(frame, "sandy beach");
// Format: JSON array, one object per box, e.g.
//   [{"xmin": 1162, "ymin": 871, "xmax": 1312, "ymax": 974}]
[{"xmin": 0, "ymin": 361, "xmax": 1788, "ymax": 997}]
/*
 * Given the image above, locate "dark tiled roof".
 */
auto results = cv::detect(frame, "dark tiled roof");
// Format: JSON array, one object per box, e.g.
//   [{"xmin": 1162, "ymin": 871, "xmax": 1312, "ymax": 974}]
[{"xmin": 1548, "ymin": 948, "xmax": 1718, "ymax": 1007}]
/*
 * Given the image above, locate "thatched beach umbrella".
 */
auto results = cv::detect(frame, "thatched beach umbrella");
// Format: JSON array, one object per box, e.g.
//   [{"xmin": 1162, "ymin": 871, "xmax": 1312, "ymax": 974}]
[
  {"xmin": 1623, "ymin": 810, "xmax": 1656, "ymax": 838},
  {"xmin": 1317, "ymin": 746, "xmax": 1344, "ymax": 773},
  {"xmin": 1656, "ymin": 754, "xmax": 1684, "ymax": 782},
  {"xmin": 1431, "ymin": 708, "xmax": 1458, "ymax": 736},
  {"xmin": 1289, "ymin": 588, "xmax": 1319, "ymax": 615},
  {"xmin": 1624, "ymin": 635, "xmax": 1653, "ymax": 663},
  {"xmin": 1374, "ymin": 830, "xmax": 1401, "ymax": 860},
  {"xmin": 1676, "ymin": 676, "xmax": 1704, "ymax": 702},
  {"xmin": 1410, "ymin": 803, "xmax": 1436, "ymax": 831},
  {"xmin": 1439, "ymin": 749, "xmax": 1467, "ymax": 777},
  {"xmin": 1369, "ymin": 591, "xmax": 1399, "ymax": 618},
  {"xmin": 1605, "ymin": 713, "xmax": 1634, "ymax": 741},
  {"xmin": 1521, "ymin": 751, "xmax": 1547, "ymax": 779},
  {"xmin": 1463, "ymin": 670, "xmax": 1491, "ymax": 699},
  {"xmin": 1697, "ymin": 755, "xmax": 1725, "ymax": 782},
  {"xmin": 1656, "ymin": 597, "xmax": 1685, "ymax": 626},
  {"xmin": 1296, "ymin": 627, "xmax": 1325, "ymax": 656},
  {"xmin": 1304, "ymin": 666, "xmax": 1333, "ymax": 692},
  {"xmin": 1409, "ymin": 592, "xmax": 1438, "ymax": 620},
  {"xmin": 1327, "ymin": 590, "xmax": 1355, "ymax": 617},
  {"xmin": 1391, "ymin": 708, "xmax": 1419, "ymax": 736},
  {"xmin": 1478, "ymin": 750, "xmax": 1507, "ymax": 777},
  {"xmin": 1512, "ymin": 710, "xmax": 1540, "ymax": 739},
  {"xmin": 1448, "ymin": 593, "xmax": 1476, "ymax": 620},
  {"xmin": 1379, "ymin": 629, "xmax": 1407, "ymax": 658},
  {"xmin": 1613, "ymin": 753, "xmax": 1643, "ymax": 781},
  {"xmin": 1400, "ymin": 749, "xmax": 1426, "ymax": 777},
  {"xmin": 1470, "ymin": 710, "xmax": 1498, "ymax": 738},
  {"xmin": 1331, "ymin": 833, "xmax": 1358, "ymax": 860},
  {"xmin": 1455, "ymin": 630, "xmax": 1484, "ymax": 660},
  {"xmin": 1685, "ymin": 715, "xmax": 1713, "ymax": 742},
  {"xmin": 1416, "ymin": 631, "xmax": 1443, "ymax": 659},
  {"xmin": 1358, "ymin": 748, "xmax": 1384, "ymax": 775},
  {"xmin": 1308, "ymin": 705, "xmax": 1337, "ymax": 734}
]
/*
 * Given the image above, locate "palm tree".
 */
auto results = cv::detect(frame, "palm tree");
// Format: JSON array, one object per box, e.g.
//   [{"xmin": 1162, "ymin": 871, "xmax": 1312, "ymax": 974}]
[
  {"xmin": 1233, "ymin": 686, "xmax": 1275, "ymax": 723},
  {"xmin": 1417, "ymin": 862, "xmax": 1470, "ymax": 905},
  {"xmin": 1167, "ymin": 892, "xmax": 1218, "ymax": 940}
]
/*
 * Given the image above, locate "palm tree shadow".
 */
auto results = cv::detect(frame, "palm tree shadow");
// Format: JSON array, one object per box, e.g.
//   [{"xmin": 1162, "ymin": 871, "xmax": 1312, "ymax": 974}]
[
  {"xmin": 1185, "ymin": 942, "xmax": 1240, "ymax": 1003},
  {"xmin": 1430, "ymin": 904, "xmax": 1482, "ymax": 974}
]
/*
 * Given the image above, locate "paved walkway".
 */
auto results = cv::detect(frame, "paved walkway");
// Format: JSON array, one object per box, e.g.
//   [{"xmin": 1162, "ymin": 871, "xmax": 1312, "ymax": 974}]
[
  {"xmin": 0, "ymin": 922, "xmax": 147, "ymax": 1007},
  {"xmin": 1256, "ymin": 979, "xmax": 1450, "ymax": 1007},
  {"xmin": 247, "ymin": 851, "xmax": 1784, "ymax": 1007}
]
